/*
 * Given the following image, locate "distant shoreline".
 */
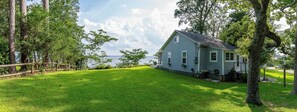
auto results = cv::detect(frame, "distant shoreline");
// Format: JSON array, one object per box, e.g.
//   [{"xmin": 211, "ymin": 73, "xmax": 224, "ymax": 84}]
[{"xmin": 106, "ymin": 55, "xmax": 154, "ymax": 57}]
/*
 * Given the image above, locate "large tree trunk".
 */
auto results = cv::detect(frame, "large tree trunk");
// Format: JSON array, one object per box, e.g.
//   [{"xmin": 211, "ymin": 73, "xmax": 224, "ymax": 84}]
[
  {"xmin": 8, "ymin": 0, "xmax": 16, "ymax": 73},
  {"xmin": 246, "ymin": 0, "xmax": 281, "ymax": 105},
  {"xmin": 246, "ymin": 24, "xmax": 265, "ymax": 105},
  {"xmin": 42, "ymin": 0, "xmax": 49, "ymax": 69},
  {"xmin": 20, "ymin": 0, "xmax": 28, "ymax": 71},
  {"xmin": 292, "ymin": 5, "xmax": 297, "ymax": 94}
]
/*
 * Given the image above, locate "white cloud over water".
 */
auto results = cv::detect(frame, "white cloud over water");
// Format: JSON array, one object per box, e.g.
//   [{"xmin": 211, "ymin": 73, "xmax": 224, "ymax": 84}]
[{"xmin": 78, "ymin": 0, "xmax": 185, "ymax": 55}]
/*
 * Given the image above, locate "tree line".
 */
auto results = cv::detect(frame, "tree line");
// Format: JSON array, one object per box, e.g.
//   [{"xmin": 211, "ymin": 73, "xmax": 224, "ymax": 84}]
[{"xmin": 0, "ymin": 0, "xmax": 116, "ymax": 74}]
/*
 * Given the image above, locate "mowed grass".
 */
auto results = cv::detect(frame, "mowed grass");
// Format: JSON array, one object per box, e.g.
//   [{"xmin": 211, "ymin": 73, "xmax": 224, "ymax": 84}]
[{"xmin": 0, "ymin": 66, "xmax": 296, "ymax": 112}]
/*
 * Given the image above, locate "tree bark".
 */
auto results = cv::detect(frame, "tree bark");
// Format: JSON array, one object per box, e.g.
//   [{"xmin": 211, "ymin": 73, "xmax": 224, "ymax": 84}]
[
  {"xmin": 20, "ymin": 0, "xmax": 29, "ymax": 71},
  {"xmin": 8, "ymin": 0, "xmax": 16, "ymax": 73},
  {"xmin": 42, "ymin": 0, "xmax": 49, "ymax": 69},
  {"xmin": 292, "ymin": 5, "xmax": 297, "ymax": 94},
  {"xmin": 246, "ymin": 0, "xmax": 281, "ymax": 105},
  {"xmin": 42, "ymin": 0, "xmax": 49, "ymax": 11}
]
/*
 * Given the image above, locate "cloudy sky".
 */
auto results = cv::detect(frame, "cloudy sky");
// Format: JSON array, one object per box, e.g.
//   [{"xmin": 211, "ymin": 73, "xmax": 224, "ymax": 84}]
[
  {"xmin": 28, "ymin": 0, "xmax": 289, "ymax": 56},
  {"xmin": 78, "ymin": 0, "xmax": 185, "ymax": 56}
]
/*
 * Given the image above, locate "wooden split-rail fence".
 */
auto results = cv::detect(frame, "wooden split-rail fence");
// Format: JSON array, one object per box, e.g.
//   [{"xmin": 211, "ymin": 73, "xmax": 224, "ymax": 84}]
[{"xmin": 0, "ymin": 63, "xmax": 75, "ymax": 78}]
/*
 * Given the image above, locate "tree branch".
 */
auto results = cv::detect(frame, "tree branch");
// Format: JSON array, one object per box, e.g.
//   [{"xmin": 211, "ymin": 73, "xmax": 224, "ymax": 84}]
[
  {"xmin": 281, "ymin": 0, "xmax": 297, "ymax": 11},
  {"xmin": 248, "ymin": 0, "xmax": 261, "ymax": 14},
  {"xmin": 261, "ymin": 0, "xmax": 270, "ymax": 13},
  {"xmin": 270, "ymin": 2, "xmax": 294, "ymax": 19},
  {"xmin": 265, "ymin": 31, "xmax": 281, "ymax": 48}
]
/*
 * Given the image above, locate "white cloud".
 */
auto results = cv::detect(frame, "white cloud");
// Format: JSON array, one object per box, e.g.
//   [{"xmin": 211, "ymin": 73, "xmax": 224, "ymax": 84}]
[
  {"xmin": 275, "ymin": 17, "xmax": 290, "ymax": 31},
  {"xmin": 79, "ymin": 0, "xmax": 184, "ymax": 55},
  {"xmin": 131, "ymin": 8, "xmax": 141, "ymax": 15},
  {"xmin": 82, "ymin": 19, "xmax": 99, "ymax": 33}
]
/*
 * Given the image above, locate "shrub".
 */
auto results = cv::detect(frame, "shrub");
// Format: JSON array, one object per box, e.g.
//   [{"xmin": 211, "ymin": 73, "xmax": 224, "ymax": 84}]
[
  {"xmin": 95, "ymin": 64, "xmax": 113, "ymax": 69},
  {"xmin": 225, "ymin": 68, "xmax": 237, "ymax": 82},
  {"xmin": 241, "ymin": 73, "xmax": 247, "ymax": 83},
  {"xmin": 153, "ymin": 61, "xmax": 157, "ymax": 65}
]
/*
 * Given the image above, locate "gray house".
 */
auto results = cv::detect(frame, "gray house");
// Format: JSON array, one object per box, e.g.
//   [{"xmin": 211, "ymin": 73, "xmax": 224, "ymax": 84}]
[{"xmin": 158, "ymin": 30, "xmax": 248, "ymax": 80}]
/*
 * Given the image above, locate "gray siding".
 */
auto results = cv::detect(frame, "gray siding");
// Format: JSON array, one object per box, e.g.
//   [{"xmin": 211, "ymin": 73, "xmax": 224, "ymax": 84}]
[
  {"xmin": 161, "ymin": 33, "xmax": 198, "ymax": 73},
  {"xmin": 205, "ymin": 47, "xmax": 223, "ymax": 75},
  {"xmin": 199, "ymin": 47, "xmax": 207, "ymax": 70}
]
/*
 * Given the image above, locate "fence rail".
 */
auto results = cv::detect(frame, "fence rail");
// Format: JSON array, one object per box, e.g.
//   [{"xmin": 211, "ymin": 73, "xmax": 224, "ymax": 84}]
[{"xmin": 0, "ymin": 63, "xmax": 75, "ymax": 79}]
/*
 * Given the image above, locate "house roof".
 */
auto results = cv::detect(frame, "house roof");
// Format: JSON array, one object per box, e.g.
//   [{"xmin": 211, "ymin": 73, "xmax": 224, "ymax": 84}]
[{"xmin": 160, "ymin": 30, "xmax": 236, "ymax": 51}]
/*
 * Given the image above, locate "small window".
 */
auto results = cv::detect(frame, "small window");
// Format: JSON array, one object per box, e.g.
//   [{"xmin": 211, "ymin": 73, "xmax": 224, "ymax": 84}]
[
  {"xmin": 168, "ymin": 52, "xmax": 171, "ymax": 64},
  {"xmin": 226, "ymin": 53, "xmax": 230, "ymax": 60},
  {"xmin": 210, "ymin": 51, "xmax": 217, "ymax": 62},
  {"xmin": 181, "ymin": 51, "xmax": 187, "ymax": 64},
  {"xmin": 236, "ymin": 55, "xmax": 240, "ymax": 66},
  {"xmin": 226, "ymin": 52, "xmax": 235, "ymax": 62},
  {"xmin": 174, "ymin": 35, "xmax": 179, "ymax": 43},
  {"xmin": 159, "ymin": 53, "xmax": 162, "ymax": 65}
]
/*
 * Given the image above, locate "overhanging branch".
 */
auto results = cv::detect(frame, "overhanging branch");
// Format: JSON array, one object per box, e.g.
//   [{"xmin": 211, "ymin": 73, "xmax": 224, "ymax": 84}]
[{"xmin": 265, "ymin": 31, "xmax": 281, "ymax": 48}]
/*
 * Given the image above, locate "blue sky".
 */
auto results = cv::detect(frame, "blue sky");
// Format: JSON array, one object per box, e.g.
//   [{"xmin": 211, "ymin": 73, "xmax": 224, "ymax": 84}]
[{"xmin": 78, "ymin": 0, "xmax": 185, "ymax": 55}]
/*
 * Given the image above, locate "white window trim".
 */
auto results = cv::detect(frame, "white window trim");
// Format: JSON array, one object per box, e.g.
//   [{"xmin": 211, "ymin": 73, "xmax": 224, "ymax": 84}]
[
  {"xmin": 236, "ymin": 55, "xmax": 240, "ymax": 67},
  {"xmin": 209, "ymin": 50, "xmax": 218, "ymax": 62},
  {"xmin": 225, "ymin": 52, "xmax": 236, "ymax": 62},
  {"xmin": 181, "ymin": 50, "xmax": 187, "ymax": 65},
  {"xmin": 174, "ymin": 35, "xmax": 179, "ymax": 43}
]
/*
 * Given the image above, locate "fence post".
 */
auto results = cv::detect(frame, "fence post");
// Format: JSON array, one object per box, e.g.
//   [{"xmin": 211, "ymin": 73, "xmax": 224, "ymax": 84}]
[
  {"xmin": 31, "ymin": 62, "xmax": 35, "ymax": 74},
  {"xmin": 55, "ymin": 63, "xmax": 58, "ymax": 71},
  {"xmin": 68, "ymin": 64, "xmax": 70, "ymax": 71}
]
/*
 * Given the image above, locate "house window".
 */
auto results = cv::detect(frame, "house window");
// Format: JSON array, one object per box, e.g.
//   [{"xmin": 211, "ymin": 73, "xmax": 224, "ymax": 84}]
[
  {"xmin": 243, "ymin": 58, "xmax": 247, "ymax": 63},
  {"xmin": 159, "ymin": 53, "xmax": 162, "ymax": 65},
  {"xmin": 225, "ymin": 52, "xmax": 235, "ymax": 62},
  {"xmin": 209, "ymin": 51, "xmax": 217, "ymax": 62},
  {"xmin": 174, "ymin": 35, "xmax": 179, "ymax": 43},
  {"xmin": 236, "ymin": 55, "xmax": 240, "ymax": 66},
  {"xmin": 181, "ymin": 51, "xmax": 187, "ymax": 64},
  {"xmin": 168, "ymin": 52, "xmax": 171, "ymax": 64}
]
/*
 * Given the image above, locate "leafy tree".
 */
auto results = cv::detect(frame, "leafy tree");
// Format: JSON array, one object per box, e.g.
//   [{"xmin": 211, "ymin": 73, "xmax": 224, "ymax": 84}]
[
  {"xmin": 0, "ymin": 1, "xmax": 9, "ymax": 70},
  {"xmin": 278, "ymin": 0, "xmax": 297, "ymax": 95},
  {"xmin": 118, "ymin": 49, "xmax": 148, "ymax": 67},
  {"xmin": 174, "ymin": 0, "xmax": 220, "ymax": 35},
  {"xmin": 84, "ymin": 29, "xmax": 117, "ymax": 65},
  {"xmin": 0, "ymin": 37, "xmax": 9, "ymax": 74},
  {"xmin": 220, "ymin": 11, "xmax": 254, "ymax": 57}
]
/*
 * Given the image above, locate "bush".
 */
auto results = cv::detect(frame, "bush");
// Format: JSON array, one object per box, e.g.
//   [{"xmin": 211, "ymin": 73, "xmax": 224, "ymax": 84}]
[
  {"xmin": 225, "ymin": 68, "xmax": 237, "ymax": 82},
  {"xmin": 95, "ymin": 64, "xmax": 113, "ymax": 69},
  {"xmin": 241, "ymin": 73, "xmax": 247, "ymax": 83},
  {"xmin": 116, "ymin": 63, "xmax": 133, "ymax": 68}
]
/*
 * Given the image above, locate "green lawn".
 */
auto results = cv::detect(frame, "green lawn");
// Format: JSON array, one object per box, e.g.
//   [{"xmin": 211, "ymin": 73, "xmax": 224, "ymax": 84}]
[{"xmin": 0, "ymin": 66, "xmax": 296, "ymax": 112}]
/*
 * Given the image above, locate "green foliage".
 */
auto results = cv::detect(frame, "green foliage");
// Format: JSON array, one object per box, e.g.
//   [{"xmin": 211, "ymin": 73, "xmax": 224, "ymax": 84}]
[
  {"xmin": 0, "ymin": 37, "xmax": 9, "ymax": 74},
  {"xmin": 241, "ymin": 73, "xmax": 248, "ymax": 83},
  {"xmin": 220, "ymin": 11, "xmax": 254, "ymax": 57},
  {"xmin": 84, "ymin": 29, "xmax": 117, "ymax": 64},
  {"xmin": 0, "ymin": 0, "xmax": 116, "ymax": 71},
  {"xmin": 118, "ymin": 49, "xmax": 148, "ymax": 67},
  {"xmin": 226, "ymin": 68, "xmax": 237, "ymax": 82},
  {"xmin": 174, "ymin": 0, "xmax": 221, "ymax": 35},
  {"xmin": 95, "ymin": 64, "xmax": 112, "ymax": 69}
]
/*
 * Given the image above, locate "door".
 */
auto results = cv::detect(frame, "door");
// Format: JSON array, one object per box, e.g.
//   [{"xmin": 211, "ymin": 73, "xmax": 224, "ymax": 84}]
[{"xmin": 235, "ymin": 55, "xmax": 240, "ymax": 72}]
